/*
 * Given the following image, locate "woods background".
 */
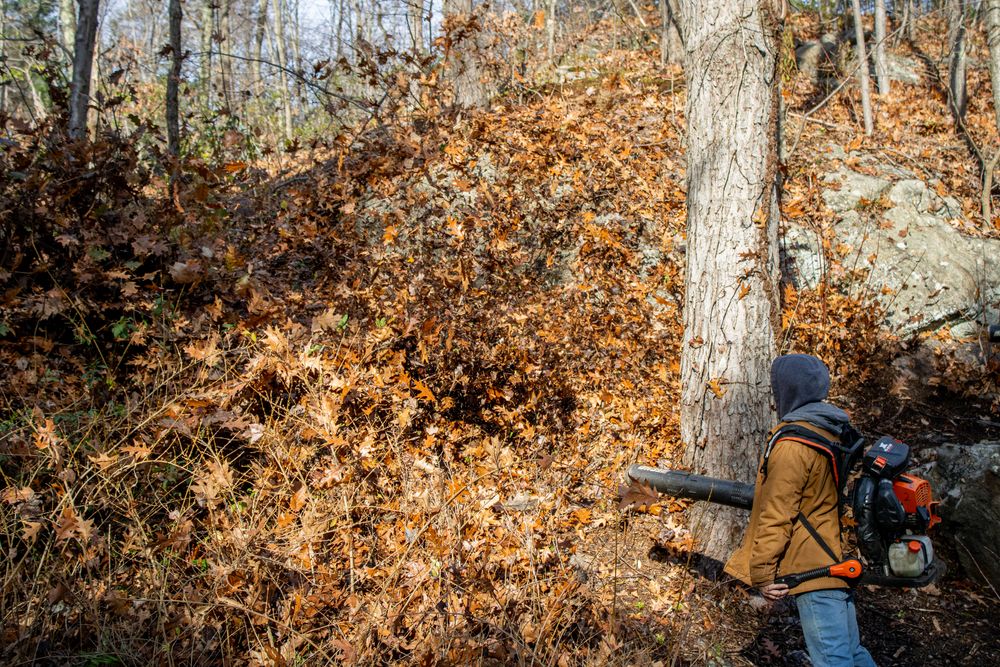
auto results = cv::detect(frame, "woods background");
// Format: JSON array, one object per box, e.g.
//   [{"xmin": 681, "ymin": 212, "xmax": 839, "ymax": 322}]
[{"xmin": 2, "ymin": 0, "xmax": 1000, "ymax": 665}]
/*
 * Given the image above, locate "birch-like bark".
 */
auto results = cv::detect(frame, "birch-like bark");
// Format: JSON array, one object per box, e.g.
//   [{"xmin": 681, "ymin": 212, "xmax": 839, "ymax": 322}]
[
  {"xmin": 167, "ymin": 0, "xmax": 182, "ymax": 159},
  {"xmin": 69, "ymin": 0, "xmax": 100, "ymax": 140},
  {"xmin": 851, "ymin": 0, "xmax": 874, "ymax": 135},
  {"xmin": 547, "ymin": 0, "xmax": 556, "ymax": 63},
  {"xmin": 677, "ymin": 0, "xmax": 782, "ymax": 560},
  {"xmin": 874, "ymin": 0, "xmax": 890, "ymax": 94}
]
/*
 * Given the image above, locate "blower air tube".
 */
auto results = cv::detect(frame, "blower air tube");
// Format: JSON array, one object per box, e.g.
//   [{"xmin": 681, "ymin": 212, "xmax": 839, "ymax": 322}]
[{"xmin": 627, "ymin": 465, "xmax": 755, "ymax": 510}]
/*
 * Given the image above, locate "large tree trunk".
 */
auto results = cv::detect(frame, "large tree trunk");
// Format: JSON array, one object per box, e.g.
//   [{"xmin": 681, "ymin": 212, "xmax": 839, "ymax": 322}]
[
  {"xmin": 69, "ymin": 0, "xmax": 100, "ymax": 140},
  {"xmin": 167, "ymin": 0, "xmax": 182, "ymax": 159},
  {"xmin": 677, "ymin": 0, "xmax": 782, "ymax": 561},
  {"xmin": 850, "ymin": 0, "xmax": 874, "ymax": 135},
  {"xmin": 444, "ymin": 0, "xmax": 490, "ymax": 109},
  {"xmin": 948, "ymin": 0, "xmax": 967, "ymax": 122},
  {"xmin": 660, "ymin": 0, "xmax": 682, "ymax": 67},
  {"xmin": 874, "ymin": 0, "xmax": 890, "ymax": 94}
]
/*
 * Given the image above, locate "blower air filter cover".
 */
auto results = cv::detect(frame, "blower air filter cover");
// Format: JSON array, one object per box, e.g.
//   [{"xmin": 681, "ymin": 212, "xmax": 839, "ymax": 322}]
[{"xmin": 863, "ymin": 436, "xmax": 910, "ymax": 479}]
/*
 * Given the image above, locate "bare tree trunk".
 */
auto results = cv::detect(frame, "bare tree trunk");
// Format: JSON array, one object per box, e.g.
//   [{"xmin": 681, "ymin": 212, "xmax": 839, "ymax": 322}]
[
  {"xmin": 167, "ymin": 0, "xmax": 182, "ymax": 159},
  {"xmin": 220, "ymin": 0, "xmax": 234, "ymax": 108},
  {"xmin": 982, "ymin": 0, "xmax": 1000, "ymax": 228},
  {"xmin": 69, "ymin": 0, "xmax": 100, "ymax": 140},
  {"xmin": 851, "ymin": 0, "xmax": 874, "ymax": 135},
  {"xmin": 335, "ymin": 0, "xmax": 346, "ymax": 59},
  {"xmin": 874, "ymin": 0, "xmax": 890, "ymax": 94},
  {"xmin": 677, "ymin": 0, "xmax": 782, "ymax": 561},
  {"xmin": 444, "ymin": 0, "xmax": 490, "ymax": 108},
  {"xmin": 273, "ymin": 0, "xmax": 293, "ymax": 141},
  {"xmin": 291, "ymin": 0, "xmax": 303, "ymax": 112},
  {"xmin": 254, "ymin": 0, "xmax": 268, "ymax": 94},
  {"xmin": 0, "ymin": 0, "xmax": 6, "ymax": 118},
  {"xmin": 949, "ymin": 0, "xmax": 968, "ymax": 121},
  {"xmin": 201, "ymin": 0, "xmax": 214, "ymax": 104},
  {"xmin": 660, "ymin": 0, "xmax": 682, "ymax": 66},
  {"xmin": 987, "ymin": 0, "xmax": 1000, "ymax": 131},
  {"xmin": 410, "ymin": 0, "xmax": 425, "ymax": 53},
  {"xmin": 59, "ymin": 0, "xmax": 76, "ymax": 63}
]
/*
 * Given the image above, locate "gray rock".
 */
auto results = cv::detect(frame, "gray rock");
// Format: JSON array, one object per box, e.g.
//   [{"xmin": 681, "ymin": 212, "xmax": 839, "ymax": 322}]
[
  {"xmin": 785, "ymin": 156, "xmax": 1000, "ymax": 336},
  {"xmin": 796, "ymin": 33, "xmax": 842, "ymax": 81},
  {"xmin": 924, "ymin": 442, "xmax": 1000, "ymax": 589},
  {"xmin": 821, "ymin": 170, "xmax": 891, "ymax": 213}
]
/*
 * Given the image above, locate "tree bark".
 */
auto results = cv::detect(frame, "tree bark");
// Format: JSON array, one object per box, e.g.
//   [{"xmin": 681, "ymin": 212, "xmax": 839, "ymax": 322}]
[
  {"xmin": 167, "ymin": 0, "xmax": 182, "ymax": 159},
  {"xmin": 677, "ymin": 0, "xmax": 782, "ymax": 561},
  {"xmin": 987, "ymin": 0, "xmax": 1000, "ymax": 131},
  {"xmin": 200, "ymin": 0, "xmax": 214, "ymax": 103},
  {"xmin": 410, "ymin": 0, "xmax": 425, "ymax": 54},
  {"xmin": 253, "ymin": 0, "xmax": 268, "ymax": 94},
  {"xmin": 444, "ymin": 0, "xmax": 490, "ymax": 108},
  {"xmin": 850, "ymin": 0, "xmax": 874, "ymax": 135},
  {"xmin": 660, "ymin": 0, "xmax": 682, "ymax": 67},
  {"xmin": 272, "ymin": 0, "xmax": 293, "ymax": 141},
  {"xmin": 874, "ymin": 0, "xmax": 890, "ymax": 94},
  {"xmin": 59, "ymin": 0, "xmax": 76, "ymax": 63},
  {"xmin": 948, "ymin": 0, "xmax": 968, "ymax": 122},
  {"xmin": 69, "ymin": 0, "xmax": 100, "ymax": 140}
]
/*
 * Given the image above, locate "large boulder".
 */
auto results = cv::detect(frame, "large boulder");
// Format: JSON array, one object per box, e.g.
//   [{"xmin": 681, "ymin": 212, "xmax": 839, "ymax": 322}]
[
  {"xmin": 782, "ymin": 150, "xmax": 1000, "ymax": 336},
  {"xmin": 923, "ymin": 442, "xmax": 1000, "ymax": 589}
]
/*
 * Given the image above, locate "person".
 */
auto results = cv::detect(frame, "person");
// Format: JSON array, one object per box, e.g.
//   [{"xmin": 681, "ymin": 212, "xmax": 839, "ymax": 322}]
[{"xmin": 724, "ymin": 354, "xmax": 877, "ymax": 667}]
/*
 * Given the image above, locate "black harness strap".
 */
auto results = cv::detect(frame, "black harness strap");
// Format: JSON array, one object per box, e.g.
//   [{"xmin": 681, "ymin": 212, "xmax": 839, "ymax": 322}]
[{"xmin": 795, "ymin": 510, "xmax": 840, "ymax": 564}]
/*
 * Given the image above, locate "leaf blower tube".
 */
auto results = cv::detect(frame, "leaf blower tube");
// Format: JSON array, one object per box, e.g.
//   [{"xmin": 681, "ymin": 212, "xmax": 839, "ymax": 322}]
[{"xmin": 626, "ymin": 465, "xmax": 755, "ymax": 511}]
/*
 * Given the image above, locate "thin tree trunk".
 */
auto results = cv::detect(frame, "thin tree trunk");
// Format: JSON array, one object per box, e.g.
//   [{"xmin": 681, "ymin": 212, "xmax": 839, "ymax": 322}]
[
  {"xmin": 254, "ymin": 0, "xmax": 268, "ymax": 94},
  {"xmin": 335, "ymin": 0, "xmax": 345, "ymax": 59},
  {"xmin": 0, "ymin": 0, "xmax": 6, "ymax": 118},
  {"xmin": 874, "ymin": 0, "xmax": 890, "ymax": 94},
  {"xmin": 851, "ymin": 0, "xmax": 874, "ymax": 135},
  {"xmin": 69, "ymin": 0, "xmax": 100, "ymax": 140},
  {"xmin": 410, "ymin": 0, "xmax": 424, "ymax": 53},
  {"xmin": 273, "ymin": 0, "xmax": 293, "ymax": 141},
  {"xmin": 949, "ymin": 0, "xmax": 968, "ymax": 121},
  {"xmin": 987, "ymin": 0, "xmax": 1000, "ymax": 130},
  {"xmin": 292, "ymin": 0, "xmax": 303, "ymax": 112},
  {"xmin": 167, "ymin": 0, "xmax": 182, "ymax": 159},
  {"xmin": 220, "ymin": 0, "xmax": 234, "ymax": 108},
  {"xmin": 677, "ymin": 0, "xmax": 782, "ymax": 561},
  {"xmin": 201, "ymin": 0, "xmax": 214, "ymax": 103},
  {"xmin": 982, "ymin": 0, "xmax": 1000, "ymax": 227},
  {"xmin": 59, "ymin": 0, "xmax": 76, "ymax": 63}
]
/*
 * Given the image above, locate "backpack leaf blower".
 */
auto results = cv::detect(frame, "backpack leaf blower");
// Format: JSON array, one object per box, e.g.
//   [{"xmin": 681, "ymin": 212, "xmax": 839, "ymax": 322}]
[{"xmin": 627, "ymin": 433, "xmax": 945, "ymax": 588}]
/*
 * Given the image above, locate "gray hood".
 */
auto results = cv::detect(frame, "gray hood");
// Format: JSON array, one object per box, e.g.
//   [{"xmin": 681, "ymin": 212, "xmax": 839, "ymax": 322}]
[{"xmin": 771, "ymin": 354, "xmax": 850, "ymax": 435}]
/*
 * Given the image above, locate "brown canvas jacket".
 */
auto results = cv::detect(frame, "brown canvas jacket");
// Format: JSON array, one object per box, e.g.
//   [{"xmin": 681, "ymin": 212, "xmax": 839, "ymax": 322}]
[{"xmin": 724, "ymin": 421, "xmax": 848, "ymax": 595}]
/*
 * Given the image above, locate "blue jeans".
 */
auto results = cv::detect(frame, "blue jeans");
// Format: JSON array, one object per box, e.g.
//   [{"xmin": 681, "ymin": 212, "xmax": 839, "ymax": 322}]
[{"xmin": 796, "ymin": 589, "xmax": 877, "ymax": 667}]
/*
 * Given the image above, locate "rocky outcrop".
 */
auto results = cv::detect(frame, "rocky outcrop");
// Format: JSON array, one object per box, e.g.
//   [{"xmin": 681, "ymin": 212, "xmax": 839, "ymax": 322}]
[
  {"xmin": 923, "ymin": 442, "xmax": 1000, "ymax": 589},
  {"xmin": 782, "ymin": 146, "xmax": 1000, "ymax": 336}
]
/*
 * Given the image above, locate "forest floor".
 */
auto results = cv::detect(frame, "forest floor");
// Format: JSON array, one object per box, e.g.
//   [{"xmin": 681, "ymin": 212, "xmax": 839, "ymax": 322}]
[{"xmin": 2, "ymin": 18, "xmax": 1000, "ymax": 667}]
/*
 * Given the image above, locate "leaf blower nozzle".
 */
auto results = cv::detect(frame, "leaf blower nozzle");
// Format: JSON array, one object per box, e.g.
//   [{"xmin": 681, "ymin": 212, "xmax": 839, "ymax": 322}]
[{"xmin": 627, "ymin": 465, "xmax": 755, "ymax": 510}]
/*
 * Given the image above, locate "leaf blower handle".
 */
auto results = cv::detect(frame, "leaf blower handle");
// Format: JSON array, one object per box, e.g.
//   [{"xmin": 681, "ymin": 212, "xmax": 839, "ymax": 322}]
[{"xmin": 773, "ymin": 559, "xmax": 863, "ymax": 589}]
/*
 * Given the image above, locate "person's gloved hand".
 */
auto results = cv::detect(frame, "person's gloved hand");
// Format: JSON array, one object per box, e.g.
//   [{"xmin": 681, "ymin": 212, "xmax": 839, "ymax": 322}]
[{"xmin": 758, "ymin": 582, "xmax": 789, "ymax": 601}]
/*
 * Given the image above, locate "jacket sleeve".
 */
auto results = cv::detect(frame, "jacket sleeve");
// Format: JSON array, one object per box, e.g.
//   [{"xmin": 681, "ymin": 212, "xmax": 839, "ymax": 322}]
[{"xmin": 749, "ymin": 440, "xmax": 813, "ymax": 586}]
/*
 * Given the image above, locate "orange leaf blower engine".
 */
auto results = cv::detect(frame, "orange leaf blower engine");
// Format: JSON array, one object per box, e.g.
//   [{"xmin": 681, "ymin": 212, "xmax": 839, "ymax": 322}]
[{"xmin": 627, "ymin": 435, "xmax": 944, "ymax": 588}]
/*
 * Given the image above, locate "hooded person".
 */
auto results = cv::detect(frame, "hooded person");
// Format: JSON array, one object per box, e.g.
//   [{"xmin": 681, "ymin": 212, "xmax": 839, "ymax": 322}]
[{"xmin": 725, "ymin": 354, "xmax": 877, "ymax": 667}]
